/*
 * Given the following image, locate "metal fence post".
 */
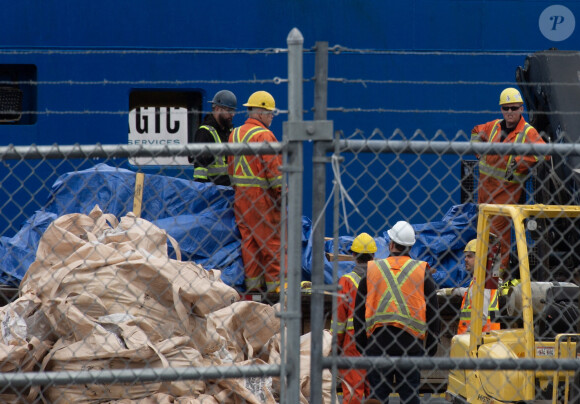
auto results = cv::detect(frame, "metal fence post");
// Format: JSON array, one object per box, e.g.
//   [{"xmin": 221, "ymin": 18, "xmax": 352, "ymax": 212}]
[
  {"xmin": 314, "ymin": 41, "xmax": 328, "ymax": 121},
  {"xmin": 310, "ymin": 41, "xmax": 332, "ymax": 404},
  {"xmin": 283, "ymin": 27, "xmax": 304, "ymax": 404}
]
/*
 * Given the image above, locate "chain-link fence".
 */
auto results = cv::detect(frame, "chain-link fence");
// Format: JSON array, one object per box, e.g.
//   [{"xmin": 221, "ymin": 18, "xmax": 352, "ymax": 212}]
[
  {"xmin": 2, "ymin": 29, "xmax": 580, "ymax": 404},
  {"xmin": 0, "ymin": 142, "xmax": 306, "ymax": 403},
  {"xmin": 321, "ymin": 134, "xmax": 580, "ymax": 404},
  {"xmin": 313, "ymin": 46, "xmax": 580, "ymax": 404},
  {"xmin": 0, "ymin": 28, "xmax": 312, "ymax": 404}
]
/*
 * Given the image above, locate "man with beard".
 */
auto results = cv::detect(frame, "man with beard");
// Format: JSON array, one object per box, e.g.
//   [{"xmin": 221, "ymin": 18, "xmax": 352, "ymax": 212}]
[{"xmin": 191, "ymin": 90, "xmax": 237, "ymax": 186}]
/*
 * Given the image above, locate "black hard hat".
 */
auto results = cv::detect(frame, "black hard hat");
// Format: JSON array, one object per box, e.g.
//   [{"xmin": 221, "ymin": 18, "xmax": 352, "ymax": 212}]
[{"xmin": 210, "ymin": 90, "xmax": 237, "ymax": 109}]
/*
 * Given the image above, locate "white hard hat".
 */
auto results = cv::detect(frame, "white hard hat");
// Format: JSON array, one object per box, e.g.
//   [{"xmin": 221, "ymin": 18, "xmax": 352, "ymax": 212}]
[{"xmin": 387, "ymin": 221, "xmax": 416, "ymax": 247}]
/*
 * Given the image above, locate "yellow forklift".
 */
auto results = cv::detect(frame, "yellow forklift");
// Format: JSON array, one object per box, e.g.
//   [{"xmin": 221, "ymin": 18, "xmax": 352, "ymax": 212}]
[{"xmin": 446, "ymin": 204, "xmax": 580, "ymax": 404}]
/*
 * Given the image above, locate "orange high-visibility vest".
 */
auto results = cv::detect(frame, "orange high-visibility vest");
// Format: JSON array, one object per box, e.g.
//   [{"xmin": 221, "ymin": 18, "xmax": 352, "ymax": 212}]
[
  {"xmin": 457, "ymin": 280, "xmax": 500, "ymax": 335},
  {"xmin": 472, "ymin": 119, "xmax": 535, "ymax": 184},
  {"xmin": 365, "ymin": 256, "xmax": 428, "ymax": 340},
  {"xmin": 230, "ymin": 126, "xmax": 283, "ymax": 189}
]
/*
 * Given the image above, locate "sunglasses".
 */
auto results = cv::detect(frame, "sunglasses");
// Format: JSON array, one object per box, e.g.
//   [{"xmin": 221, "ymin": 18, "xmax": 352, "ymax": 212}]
[{"xmin": 501, "ymin": 106, "xmax": 521, "ymax": 112}]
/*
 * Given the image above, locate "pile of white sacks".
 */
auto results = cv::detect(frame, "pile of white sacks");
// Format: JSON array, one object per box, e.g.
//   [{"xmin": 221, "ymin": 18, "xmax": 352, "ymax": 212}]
[{"xmin": 0, "ymin": 206, "xmax": 334, "ymax": 403}]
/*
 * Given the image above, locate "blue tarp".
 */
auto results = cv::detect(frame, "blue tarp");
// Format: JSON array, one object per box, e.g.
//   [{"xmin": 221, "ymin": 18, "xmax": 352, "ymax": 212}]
[
  {"xmin": 0, "ymin": 164, "xmax": 477, "ymax": 289},
  {"xmin": 413, "ymin": 203, "xmax": 478, "ymax": 287},
  {"xmin": 303, "ymin": 203, "xmax": 477, "ymax": 288},
  {"xmin": 0, "ymin": 164, "xmax": 244, "ymax": 287},
  {"xmin": 0, "ymin": 211, "xmax": 58, "ymax": 286}
]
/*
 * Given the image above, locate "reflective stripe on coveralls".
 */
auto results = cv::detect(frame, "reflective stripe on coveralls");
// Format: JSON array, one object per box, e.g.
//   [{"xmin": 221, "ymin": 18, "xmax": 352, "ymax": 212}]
[
  {"xmin": 331, "ymin": 272, "xmax": 362, "ymax": 335},
  {"xmin": 365, "ymin": 258, "xmax": 427, "ymax": 339},
  {"xmin": 231, "ymin": 126, "xmax": 283, "ymax": 188},
  {"xmin": 333, "ymin": 271, "xmax": 366, "ymax": 404},
  {"xmin": 476, "ymin": 120, "xmax": 534, "ymax": 184},
  {"xmin": 230, "ymin": 121, "xmax": 283, "ymax": 291},
  {"xmin": 193, "ymin": 125, "xmax": 228, "ymax": 180}
]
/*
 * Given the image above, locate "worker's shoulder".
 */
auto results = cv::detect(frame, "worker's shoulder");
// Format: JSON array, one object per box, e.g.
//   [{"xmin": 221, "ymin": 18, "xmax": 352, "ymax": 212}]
[
  {"xmin": 339, "ymin": 271, "xmax": 355, "ymax": 279},
  {"xmin": 197, "ymin": 114, "xmax": 218, "ymax": 129},
  {"xmin": 228, "ymin": 123, "xmax": 263, "ymax": 141},
  {"xmin": 236, "ymin": 122, "xmax": 274, "ymax": 135},
  {"xmin": 195, "ymin": 124, "xmax": 214, "ymax": 133},
  {"xmin": 386, "ymin": 255, "xmax": 426, "ymax": 264},
  {"xmin": 472, "ymin": 119, "xmax": 500, "ymax": 130},
  {"xmin": 523, "ymin": 121, "xmax": 541, "ymax": 135},
  {"xmin": 340, "ymin": 271, "xmax": 361, "ymax": 283},
  {"xmin": 519, "ymin": 120, "xmax": 546, "ymax": 142},
  {"xmin": 193, "ymin": 125, "xmax": 216, "ymax": 141},
  {"xmin": 251, "ymin": 126, "xmax": 276, "ymax": 140}
]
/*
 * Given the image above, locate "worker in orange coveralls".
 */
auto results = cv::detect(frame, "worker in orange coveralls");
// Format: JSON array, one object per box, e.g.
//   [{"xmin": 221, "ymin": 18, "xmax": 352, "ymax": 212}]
[
  {"xmin": 228, "ymin": 91, "xmax": 283, "ymax": 292},
  {"xmin": 331, "ymin": 233, "xmax": 376, "ymax": 404},
  {"xmin": 471, "ymin": 87, "xmax": 548, "ymax": 271}
]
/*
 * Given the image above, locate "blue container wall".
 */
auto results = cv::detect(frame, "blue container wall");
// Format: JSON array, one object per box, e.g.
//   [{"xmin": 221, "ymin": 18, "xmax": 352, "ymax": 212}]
[{"xmin": 1, "ymin": 1, "xmax": 579, "ymax": 236}]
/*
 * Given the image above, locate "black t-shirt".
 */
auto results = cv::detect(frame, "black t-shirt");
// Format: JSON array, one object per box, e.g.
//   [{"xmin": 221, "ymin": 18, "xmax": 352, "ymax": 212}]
[{"xmin": 499, "ymin": 117, "xmax": 520, "ymax": 142}]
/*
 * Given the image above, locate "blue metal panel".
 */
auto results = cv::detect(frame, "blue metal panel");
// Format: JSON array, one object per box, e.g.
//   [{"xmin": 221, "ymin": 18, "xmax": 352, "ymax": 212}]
[
  {"xmin": 2, "ymin": 2, "xmax": 578, "ymax": 50},
  {"xmin": 0, "ymin": 1, "xmax": 578, "ymax": 236}
]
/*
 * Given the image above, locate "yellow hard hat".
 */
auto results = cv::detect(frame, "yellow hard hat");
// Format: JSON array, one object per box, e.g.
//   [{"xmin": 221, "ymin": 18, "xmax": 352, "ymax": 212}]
[
  {"xmin": 351, "ymin": 232, "xmax": 377, "ymax": 254},
  {"xmin": 243, "ymin": 91, "xmax": 276, "ymax": 111},
  {"xmin": 499, "ymin": 87, "xmax": 523, "ymax": 105},
  {"xmin": 464, "ymin": 239, "xmax": 477, "ymax": 253}
]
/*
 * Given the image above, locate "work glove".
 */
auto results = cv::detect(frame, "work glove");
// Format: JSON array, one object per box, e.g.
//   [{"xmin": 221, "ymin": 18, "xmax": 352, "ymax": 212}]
[
  {"xmin": 437, "ymin": 288, "xmax": 453, "ymax": 297},
  {"xmin": 451, "ymin": 287, "xmax": 468, "ymax": 298}
]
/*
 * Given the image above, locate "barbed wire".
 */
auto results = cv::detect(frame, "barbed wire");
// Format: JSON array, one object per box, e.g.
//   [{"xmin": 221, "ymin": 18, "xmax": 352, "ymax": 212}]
[
  {"xmin": 324, "ymin": 46, "xmax": 537, "ymax": 56},
  {"xmin": 0, "ymin": 47, "xmax": 288, "ymax": 55},
  {"xmin": 0, "ymin": 78, "xmax": 288, "ymax": 86},
  {"xmin": 1, "ymin": 78, "xmax": 573, "ymax": 87},
  {"xmin": 4, "ymin": 109, "xmax": 291, "ymax": 116},
  {"xmin": 0, "ymin": 45, "xmax": 556, "ymax": 57},
  {"xmin": 4, "ymin": 108, "xmax": 577, "ymax": 116},
  {"xmin": 327, "ymin": 108, "xmax": 580, "ymax": 115},
  {"xmin": 327, "ymin": 78, "xmax": 580, "ymax": 87}
]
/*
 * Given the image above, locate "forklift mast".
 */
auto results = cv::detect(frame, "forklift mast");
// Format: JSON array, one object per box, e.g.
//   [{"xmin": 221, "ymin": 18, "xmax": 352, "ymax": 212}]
[{"xmin": 447, "ymin": 204, "xmax": 580, "ymax": 404}]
